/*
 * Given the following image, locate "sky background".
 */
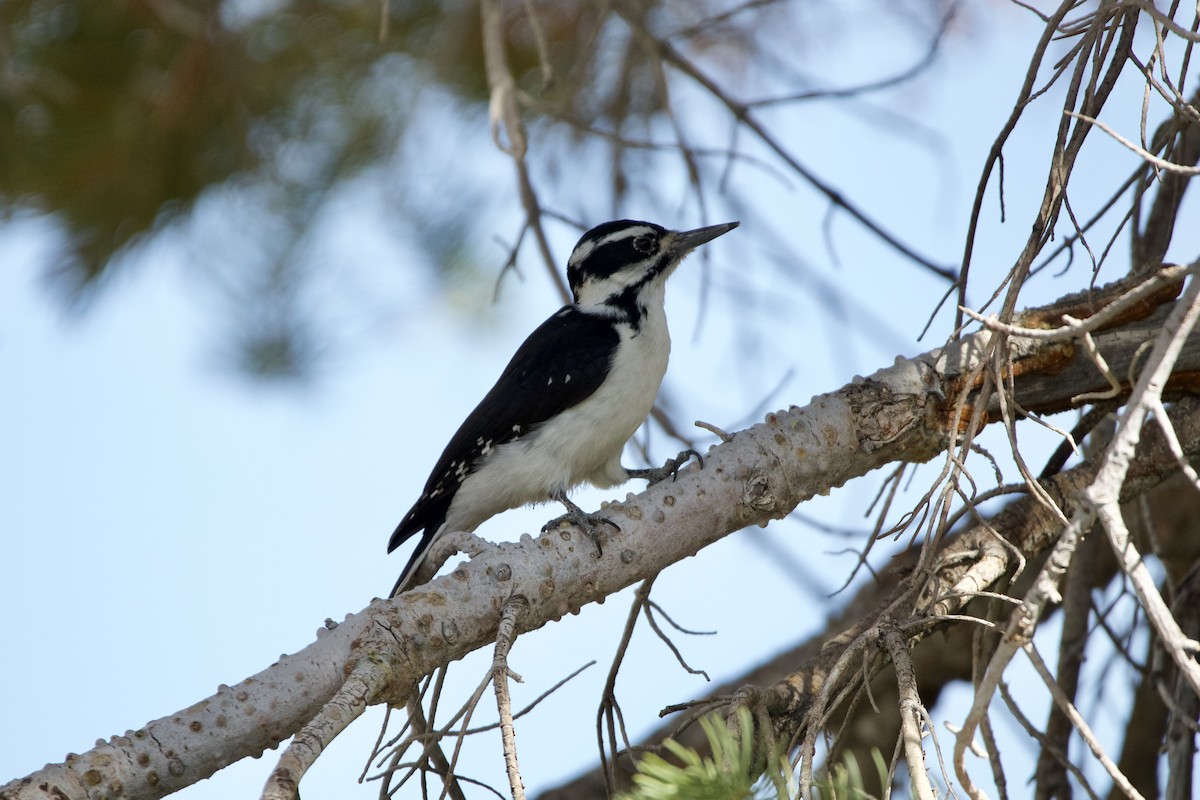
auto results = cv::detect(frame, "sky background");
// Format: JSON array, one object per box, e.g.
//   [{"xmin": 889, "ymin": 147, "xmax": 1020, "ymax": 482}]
[{"xmin": 3, "ymin": 4, "xmax": 1198, "ymax": 798}]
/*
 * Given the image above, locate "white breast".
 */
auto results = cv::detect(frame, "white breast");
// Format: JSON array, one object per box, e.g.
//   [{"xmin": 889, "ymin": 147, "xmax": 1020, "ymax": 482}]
[{"xmin": 443, "ymin": 288, "xmax": 671, "ymax": 532}]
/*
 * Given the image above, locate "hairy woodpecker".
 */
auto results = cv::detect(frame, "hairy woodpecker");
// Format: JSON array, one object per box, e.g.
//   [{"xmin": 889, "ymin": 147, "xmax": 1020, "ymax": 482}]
[{"xmin": 388, "ymin": 219, "xmax": 738, "ymax": 595}]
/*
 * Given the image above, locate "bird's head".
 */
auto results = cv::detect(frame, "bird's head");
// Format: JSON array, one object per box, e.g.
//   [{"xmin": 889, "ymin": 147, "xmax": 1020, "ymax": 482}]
[{"xmin": 566, "ymin": 219, "xmax": 739, "ymax": 310}]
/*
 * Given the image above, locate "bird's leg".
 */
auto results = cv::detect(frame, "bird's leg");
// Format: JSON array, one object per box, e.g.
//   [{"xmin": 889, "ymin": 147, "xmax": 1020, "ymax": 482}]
[
  {"xmin": 542, "ymin": 490, "xmax": 620, "ymax": 555},
  {"xmin": 626, "ymin": 449, "xmax": 704, "ymax": 486}
]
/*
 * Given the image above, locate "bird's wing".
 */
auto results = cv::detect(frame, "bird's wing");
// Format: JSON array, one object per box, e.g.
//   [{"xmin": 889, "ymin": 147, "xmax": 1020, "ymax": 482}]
[{"xmin": 389, "ymin": 307, "xmax": 620, "ymax": 552}]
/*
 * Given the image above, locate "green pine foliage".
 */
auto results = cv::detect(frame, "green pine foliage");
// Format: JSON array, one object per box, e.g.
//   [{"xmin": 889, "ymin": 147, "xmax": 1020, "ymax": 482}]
[
  {"xmin": 617, "ymin": 709, "xmax": 894, "ymax": 800},
  {"xmin": 616, "ymin": 708, "xmax": 794, "ymax": 800},
  {"xmin": 812, "ymin": 749, "xmax": 891, "ymax": 800}
]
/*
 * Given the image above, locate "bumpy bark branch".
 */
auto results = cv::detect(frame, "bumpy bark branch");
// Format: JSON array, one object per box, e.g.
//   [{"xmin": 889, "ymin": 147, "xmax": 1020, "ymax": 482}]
[{"xmin": 4, "ymin": 271, "xmax": 1197, "ymax": 800}]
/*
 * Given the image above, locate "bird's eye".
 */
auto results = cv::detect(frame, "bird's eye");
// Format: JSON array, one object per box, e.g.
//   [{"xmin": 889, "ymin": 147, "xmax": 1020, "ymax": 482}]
[{"xmin": 633, "ymin": 234, "xmax": 657, "ymax": 253}]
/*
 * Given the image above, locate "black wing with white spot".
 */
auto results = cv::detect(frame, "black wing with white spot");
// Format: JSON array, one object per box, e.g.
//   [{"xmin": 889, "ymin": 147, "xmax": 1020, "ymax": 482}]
[{"xmin": 388, "ymin": 306, "xmax": 620, "ymax": 555}]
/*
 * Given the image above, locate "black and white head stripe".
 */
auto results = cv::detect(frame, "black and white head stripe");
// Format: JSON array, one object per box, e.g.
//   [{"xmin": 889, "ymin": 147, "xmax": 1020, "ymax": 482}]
[{"xmin": 567, "ymin": 220, "xmax": 667, "ymax": 296}]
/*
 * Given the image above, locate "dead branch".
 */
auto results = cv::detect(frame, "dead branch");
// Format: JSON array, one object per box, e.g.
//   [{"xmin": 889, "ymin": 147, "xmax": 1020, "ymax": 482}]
[{"xmin": 539, "ymin": 452, "xmax": 1200, "ymax": 800}]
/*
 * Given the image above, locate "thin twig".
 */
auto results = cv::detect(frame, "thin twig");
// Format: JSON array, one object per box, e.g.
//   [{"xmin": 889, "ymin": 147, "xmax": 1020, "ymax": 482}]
[
  {"xmin": 493, "ymin": 595, "xmax": 529, "ymax": 800},
  {"xmin": 479, "ymin": 0, "xmax": 570, "ymax": 304},
  {"xmin": 1024, "ymin": 644, "xmax": 1146, "ymax": 799},
  {"xmin": 597, "ymin": 578, "xmax": 655, "ymax": 794},
  {"xmin": 879, "ymin": 625, "xmax": 937, "ymax": 800},
  {"xmin": 261, "ymin": 659, "xmax": 392, "ymax": 800},
  {"xmin": 1088, "ymin": 269, "xmax": 1200, "ymax": 697},
  {"xmin": 958, "ymin": 263, "xmax": 1189, "ymax": 341},
  {"xmin": 1067, "ymin": 110, "xmax": 1200, "ymax": 173}
]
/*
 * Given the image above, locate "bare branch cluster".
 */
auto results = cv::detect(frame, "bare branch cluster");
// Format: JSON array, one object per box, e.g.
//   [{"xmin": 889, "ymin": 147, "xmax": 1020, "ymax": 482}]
[
  {"xmin": 7, "ymin": 259, "xmax": 1200, "ymax": 800},
  {"xmin": 542, "ymin": 0, "xmax": 1200, "ymax": 797}
]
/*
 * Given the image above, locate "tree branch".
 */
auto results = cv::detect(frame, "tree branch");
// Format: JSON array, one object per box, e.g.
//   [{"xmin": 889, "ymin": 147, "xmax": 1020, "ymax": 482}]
[{"xmin": 5, "ymin": 270, "xmax": 1199, "ymax": 800}]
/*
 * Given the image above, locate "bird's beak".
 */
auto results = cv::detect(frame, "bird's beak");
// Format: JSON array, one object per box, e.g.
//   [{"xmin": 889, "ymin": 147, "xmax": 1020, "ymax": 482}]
[{"xmin": 670, "ymin": 221, "xmax": 740, "ymax": 255}]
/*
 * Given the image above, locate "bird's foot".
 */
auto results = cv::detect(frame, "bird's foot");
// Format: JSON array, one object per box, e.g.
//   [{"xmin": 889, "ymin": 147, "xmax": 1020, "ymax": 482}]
[
  {"xmin": 627, "ymin": 448, "xmax": 704, "ymax": 486},
  {"xmin": 542, "ymin": 492, "xmax": 619, "ymax": 556}
]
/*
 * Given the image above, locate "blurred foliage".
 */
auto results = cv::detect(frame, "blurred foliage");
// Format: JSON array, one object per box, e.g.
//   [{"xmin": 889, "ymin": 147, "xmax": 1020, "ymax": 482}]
[
  {"xmin": 2, "ymin": 0, "xmax": 374, "ymax": 295},
  {"xmin": 0, "ymin": 0, "xmax": 945, "ymax": 377},
  {"xmin": 0, "ymin": 0, "xmax": 698, "ymax": 297}
]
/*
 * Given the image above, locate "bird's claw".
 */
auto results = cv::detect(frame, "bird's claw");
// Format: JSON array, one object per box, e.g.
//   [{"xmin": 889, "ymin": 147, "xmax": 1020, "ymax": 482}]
[
  {"xmin": 668, "ymin": 448, "xmax": 704, "ymax": 481},
  {"xmin": 544, "ymin": 501, "xmax": 619, "ymax": 556},
  {"xmin": 630, "ymin": 448, "xmax": 705, "ymax": 485},
  {"xmin": 541, "ymin": 509, "xmax": 620, "ymax": 534}
]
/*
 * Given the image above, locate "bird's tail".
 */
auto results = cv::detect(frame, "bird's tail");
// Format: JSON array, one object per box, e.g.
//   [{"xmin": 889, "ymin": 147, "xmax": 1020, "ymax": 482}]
[{"xmin": 389, "ymin": 528, "xmax": 437, "ymax": 597}]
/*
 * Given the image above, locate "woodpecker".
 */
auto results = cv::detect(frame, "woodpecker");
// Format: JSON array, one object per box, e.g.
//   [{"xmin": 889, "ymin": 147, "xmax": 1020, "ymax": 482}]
[{"xmin": 388, "ymin": 219, "xmax": 738, "ymax": 595}]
